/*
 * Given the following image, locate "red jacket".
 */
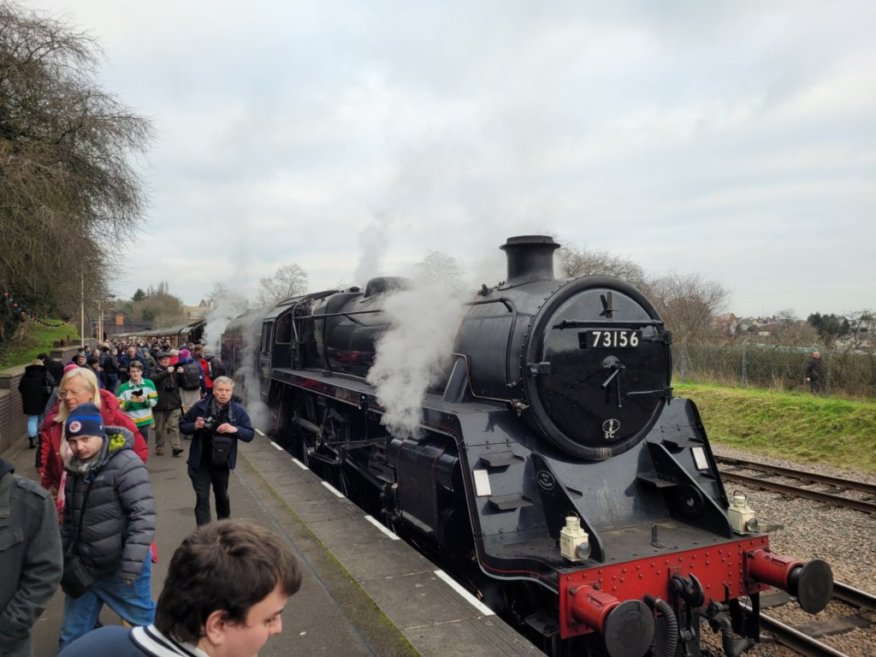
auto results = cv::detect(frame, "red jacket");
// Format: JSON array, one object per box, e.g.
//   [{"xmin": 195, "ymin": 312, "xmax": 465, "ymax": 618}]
[{"xmin": 39, "ymin": 388, "xmax": 149, "ymax": 495}]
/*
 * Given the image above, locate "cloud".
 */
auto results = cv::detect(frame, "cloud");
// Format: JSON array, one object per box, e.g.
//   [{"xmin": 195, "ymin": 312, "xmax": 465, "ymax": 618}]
[{"xmin": 25, "ymin": 0, "xmax": 876, "ymax": 318}]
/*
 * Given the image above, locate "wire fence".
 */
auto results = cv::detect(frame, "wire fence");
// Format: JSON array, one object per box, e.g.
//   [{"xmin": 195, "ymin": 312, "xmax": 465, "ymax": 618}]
[{"xmin": 673, "ymin": 342, "xmax": 876, "ymax": 397}]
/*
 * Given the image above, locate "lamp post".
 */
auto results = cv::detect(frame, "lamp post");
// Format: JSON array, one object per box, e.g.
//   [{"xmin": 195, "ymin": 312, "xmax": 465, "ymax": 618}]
[{"xmin": 80, "ymin": 270, "xmax": 85, "ymax": 348}]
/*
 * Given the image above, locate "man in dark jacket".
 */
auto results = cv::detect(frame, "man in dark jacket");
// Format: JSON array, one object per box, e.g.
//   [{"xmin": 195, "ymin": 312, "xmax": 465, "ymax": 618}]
[
  {"xmin": 37, "ymin": 353, "xmax": 64, "ymax": 393},
  {"xmin": 179, "ymin": 376, "xmax": 254, "ymax": 526},
  {"xmin": 0, "ymin": 457, "xmax": 63, "ymax": 657},
  {"xmin": 804, "ymin": 351, "xmax": 826, "ymax": 395},
  {"xmin": 191, "ymin": 345, "xmax": 225, "ymax": 397},
  {"xmin": 98, "ymin": 347, "xmax": 119, "ymax": 394},
  {"xmin": 116, "ymin": 346, "xmax": 138, "ymax": 386},
  {"xmin": 17, "ymin": 359, "xmax": 54, "ymax": 451},
  {"xmin": 148, "ymin": 352, "xmax": 183, "ymax": 457}
]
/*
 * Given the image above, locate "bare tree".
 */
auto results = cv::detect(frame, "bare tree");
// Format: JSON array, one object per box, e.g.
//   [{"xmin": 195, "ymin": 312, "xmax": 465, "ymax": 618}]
[
  {"xmin": 558, "ymin": 241, "xmax": 646, "ymax": 286},
  {"xmin": 766, "ymin": 310, "xmax": 821, "ymax": 347},
  {"xmin": 130, "ymin": 288, "xmax": 188, "ymax": 328},
  {"xmin": 205, "ymin": 283, "xmax": 249, "ymax": 312},
  {"xmin": 412, "ymin": 251, "xmax": 465, "ymax": 292},
  {"xmin": 0, "ymin": 2, "xmax": 152, "ymax": 336},
  {"xmin": 257, "ymin": 264, "xmax": 308, "ymax": 306},
  {"xmin": 644, "ymin": 273, "xmax": 728, "ymax": 345}
]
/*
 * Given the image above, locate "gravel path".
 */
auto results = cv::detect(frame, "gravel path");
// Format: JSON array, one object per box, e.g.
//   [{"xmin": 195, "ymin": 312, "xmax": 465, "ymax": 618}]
[{"xmin": 703, "ymin": 444, "xmax": 876, "ymax": 657}]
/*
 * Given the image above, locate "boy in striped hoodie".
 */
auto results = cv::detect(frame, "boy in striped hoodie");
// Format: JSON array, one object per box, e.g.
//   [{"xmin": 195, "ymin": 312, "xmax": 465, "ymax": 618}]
[{"xmin": 117, "ymin": 361, "xmax": 158, "ymax": 446}]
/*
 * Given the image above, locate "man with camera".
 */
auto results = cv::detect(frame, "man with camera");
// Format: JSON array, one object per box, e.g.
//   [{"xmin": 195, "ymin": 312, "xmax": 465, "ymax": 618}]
[
  {"xmin": 179, "ymin": 376, "xmax": 254, "ymax": 526},
  {"xmin": 148, "ymin": 353, "xmax": 184, "ymax": 457}
]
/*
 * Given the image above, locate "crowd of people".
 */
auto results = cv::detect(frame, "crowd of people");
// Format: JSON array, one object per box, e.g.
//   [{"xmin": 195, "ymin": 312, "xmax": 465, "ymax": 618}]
[{"xmin": 3, "ymin": 341, "xmax": 298, "ymax": 657}]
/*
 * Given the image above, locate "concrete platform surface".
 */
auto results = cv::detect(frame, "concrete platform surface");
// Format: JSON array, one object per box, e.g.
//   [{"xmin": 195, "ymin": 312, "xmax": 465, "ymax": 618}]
[{"xmin": 3, "ymin": 431, "xmax": 540, "ymax": 656}]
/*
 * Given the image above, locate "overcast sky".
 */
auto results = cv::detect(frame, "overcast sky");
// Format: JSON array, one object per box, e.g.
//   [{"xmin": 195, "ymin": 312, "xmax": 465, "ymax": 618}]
[{"xmin": 28, "ymin": 0, "xmax": 876, "ymax": 318}]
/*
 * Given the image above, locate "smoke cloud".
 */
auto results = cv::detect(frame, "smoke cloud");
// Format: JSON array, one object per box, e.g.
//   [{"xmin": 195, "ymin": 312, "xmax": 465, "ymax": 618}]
[
  {"xmin": 366, "ymin": 279, "xmax": 468, "ymax": 438},
  {"xmin": 353, "ymin": 210, "xmax": 392, "ymax": 285},
  {"xmin": 199, "ymin": 285, "xmax": 274, "ymax": 430},
  {"xmin": 233, "ymin": 310, "xmax": 273, "ymax": 433},
  {"xmin": 202, "ymin": 285, "xmax": 249, "ymax": 354}
]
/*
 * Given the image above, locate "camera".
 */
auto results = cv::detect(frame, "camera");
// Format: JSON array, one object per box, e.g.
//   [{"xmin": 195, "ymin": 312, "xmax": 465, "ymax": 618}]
[
  {"xmin": 202, "ymin": 416, "xmax": 216, "ymax": 431},
  {"xmin": 132, "ymin": 389, "xmax": 143, "ymax": 397}
]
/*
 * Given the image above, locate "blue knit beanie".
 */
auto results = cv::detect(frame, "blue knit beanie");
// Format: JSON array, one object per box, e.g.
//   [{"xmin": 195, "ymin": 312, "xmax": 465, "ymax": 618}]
[{"xmin": 65, "ymin": 402, "xmax": 105, "ymax": 439}]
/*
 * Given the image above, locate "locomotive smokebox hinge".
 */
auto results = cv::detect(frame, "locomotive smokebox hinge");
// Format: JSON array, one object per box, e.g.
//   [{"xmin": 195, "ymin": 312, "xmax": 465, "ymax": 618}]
[{"xmin": 527, "ymin": 361, "xmax": 551, "ymax": 376}]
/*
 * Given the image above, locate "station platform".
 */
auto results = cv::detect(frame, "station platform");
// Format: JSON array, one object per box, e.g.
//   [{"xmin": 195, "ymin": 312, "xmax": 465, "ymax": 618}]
[{"xmin": 3, "ymin": 431, "xmax": 540, "ymax": 656}]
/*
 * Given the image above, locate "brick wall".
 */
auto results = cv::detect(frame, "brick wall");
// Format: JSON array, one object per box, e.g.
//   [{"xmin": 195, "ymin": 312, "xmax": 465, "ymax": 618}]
[{"xmin": 0, "ymin": 365, "xmax": 28, "ymax": 454}]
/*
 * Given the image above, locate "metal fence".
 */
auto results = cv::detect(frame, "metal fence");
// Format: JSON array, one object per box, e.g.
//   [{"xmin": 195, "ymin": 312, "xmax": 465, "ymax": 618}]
[{"xmin": 673, "ymin": 342, "xmax": 876, "ymax": 397}]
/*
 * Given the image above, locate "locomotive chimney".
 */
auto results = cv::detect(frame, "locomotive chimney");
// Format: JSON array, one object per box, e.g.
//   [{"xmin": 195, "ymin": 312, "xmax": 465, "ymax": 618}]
[{"xmin": 501, "ymin": 235, "xmax": 560, "ymax": 286}]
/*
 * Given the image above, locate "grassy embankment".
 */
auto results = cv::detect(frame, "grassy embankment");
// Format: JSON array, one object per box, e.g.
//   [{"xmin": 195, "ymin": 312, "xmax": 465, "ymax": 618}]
[
  {"xmin": 0, "ymin": 321, "xmax": 79, "ymax": 370},
  {"xmin": 675, "ymin": 382, "xmax": 876, "ymax": 475}
]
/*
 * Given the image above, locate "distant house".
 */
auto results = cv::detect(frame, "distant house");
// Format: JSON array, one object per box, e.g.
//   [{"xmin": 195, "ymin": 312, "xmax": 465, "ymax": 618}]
[
  {"xmin": 184, "ymin": 305, "xmax": 208, "ymax": 321},
  {"xmin": 712, "ymin": 313, "xmax": 739, "ymax": 336},
  {"xmin": 90, "ymin": 310, "xmax": 151, "ymax": 340}
]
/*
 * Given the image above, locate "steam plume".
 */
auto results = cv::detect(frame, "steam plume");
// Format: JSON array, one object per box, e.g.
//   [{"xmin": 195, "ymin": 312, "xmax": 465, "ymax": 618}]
[{"xmin": 366, "ymin": 280, "xmax": 467, "ymax": 438}]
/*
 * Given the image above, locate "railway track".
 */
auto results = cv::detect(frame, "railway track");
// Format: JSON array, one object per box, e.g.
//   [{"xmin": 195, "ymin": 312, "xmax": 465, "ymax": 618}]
[
  {"xmin": 744, "ymin": 582, "xmax": 876, "ymax": 657},
  {"xmin": 715, "ymin": 456, "xmax": 876, "ymax": 514},
  {"xmin": 832, "ymin": 581, "xmax": 876, "ymax": 613}
]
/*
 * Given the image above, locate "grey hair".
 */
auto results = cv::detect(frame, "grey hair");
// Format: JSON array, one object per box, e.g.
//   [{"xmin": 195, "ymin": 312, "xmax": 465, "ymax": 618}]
[{"xmin": 212, "ymin": 376, "xmax": 235, "ymax": 388}]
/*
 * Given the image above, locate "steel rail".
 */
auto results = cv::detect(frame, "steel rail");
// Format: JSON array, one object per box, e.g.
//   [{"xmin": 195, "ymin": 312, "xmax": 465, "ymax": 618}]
[
  {"xmin": 741, "ymin": 599, "xmax": 852, "ymax": 657},
  {"xmin": 716, "ymin": 456, "xmax": 876, "ymax": 498},
  {"xmin": 833, "ymin": 581, "xmax": 876, "ymax": 613},
  {"xmin": 719, "ymin": 470, "xmax": 876, "ymax": 514},
  {"xmin": 754, "ymin": 610, "xmax": 850, "ymax": 657}
]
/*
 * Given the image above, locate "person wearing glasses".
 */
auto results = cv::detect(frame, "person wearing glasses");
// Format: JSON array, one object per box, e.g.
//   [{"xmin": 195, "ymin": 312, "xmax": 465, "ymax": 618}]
[{"xmin": 39, "ymin": 368, "xmax": 148, "ymax": 516}]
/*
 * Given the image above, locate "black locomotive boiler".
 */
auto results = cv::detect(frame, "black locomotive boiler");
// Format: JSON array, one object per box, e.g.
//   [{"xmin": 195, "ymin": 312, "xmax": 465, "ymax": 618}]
[{"xmin": 221, "ymin": 236, "xmax": 832, "ymax": 657}]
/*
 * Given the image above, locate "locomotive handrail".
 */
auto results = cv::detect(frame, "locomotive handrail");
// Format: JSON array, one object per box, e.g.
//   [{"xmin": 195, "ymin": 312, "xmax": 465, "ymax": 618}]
[
  {"xmin": 552, "ymin": 319, "xmax": 665, "ymax": 329},
  {"xmin": 449, "ymin": 353, "xmax": 521, "ymax": 406},
  {"xmin": 298, "ymin": 309, "xmax": 387, "ymax": 320},
  {"xmin": 465, "ymin": 297, "xmax": 516, "ymax": 313},
  {"xmin": 626, "ymin": 387, "xmax": 673, "ymax": 398}
]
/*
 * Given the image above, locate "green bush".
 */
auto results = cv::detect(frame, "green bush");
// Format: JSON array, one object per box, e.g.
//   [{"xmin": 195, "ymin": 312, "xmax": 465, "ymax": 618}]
[{"xmin": 675, "ymin": 344, "xmax": 876, "ymax": 397}]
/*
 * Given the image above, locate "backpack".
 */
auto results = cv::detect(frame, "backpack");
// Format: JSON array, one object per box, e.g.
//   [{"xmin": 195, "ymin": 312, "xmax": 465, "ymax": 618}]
[{"xmin": 179, "ymin": 361, "xmax": 202, "ymax": 390}]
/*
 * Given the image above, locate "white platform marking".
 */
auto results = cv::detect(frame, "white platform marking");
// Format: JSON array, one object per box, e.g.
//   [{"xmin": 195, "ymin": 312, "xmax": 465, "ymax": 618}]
[
  {"xmin": 434, "ymin": 570, "xmax": 494, "ymax": 616},
  {"xmin": 321, "ymin": 481, "xmax": 345, "ymax": 498},
  {"xmin": 290, "ymin": 457, "xmax": 309, "ymax": 471},
  {"xmin": 364, "ymin": 515, "xmax": 400, "ymax": 540}
]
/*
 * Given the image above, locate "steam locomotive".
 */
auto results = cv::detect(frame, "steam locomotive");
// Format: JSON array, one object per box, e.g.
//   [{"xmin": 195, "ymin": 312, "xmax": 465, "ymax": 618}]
[{"xmin": 221, "ymin": 236, "xmax": 833, "ymax": 657}]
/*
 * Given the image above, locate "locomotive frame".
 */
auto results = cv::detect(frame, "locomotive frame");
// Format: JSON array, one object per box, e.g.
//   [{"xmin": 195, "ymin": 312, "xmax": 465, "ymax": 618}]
[{"xmin": 222, "ymin": 236, "xmax": 832, "ymax": 657}]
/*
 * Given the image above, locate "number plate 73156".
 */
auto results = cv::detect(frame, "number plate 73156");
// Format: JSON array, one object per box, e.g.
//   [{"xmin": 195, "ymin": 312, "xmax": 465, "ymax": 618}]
[{"xmin": 579, "ymin": 330, "xmax": 640, "ymax": 349}]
